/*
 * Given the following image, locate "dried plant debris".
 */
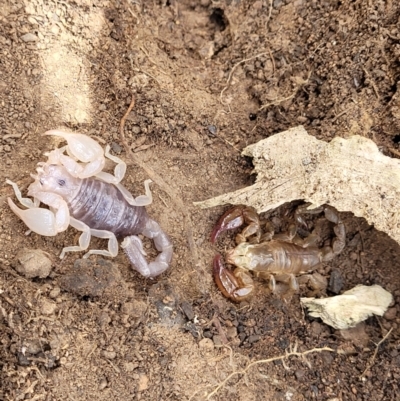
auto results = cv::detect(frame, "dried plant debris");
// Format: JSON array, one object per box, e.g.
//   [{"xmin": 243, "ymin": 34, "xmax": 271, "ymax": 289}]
[
  {"xmin": 300, "ymin": 285, "xmax": 393, "ymax": 330},
  {"xmin": 195, "ymin": 126, "xmax": 400, "ymax": 245}
]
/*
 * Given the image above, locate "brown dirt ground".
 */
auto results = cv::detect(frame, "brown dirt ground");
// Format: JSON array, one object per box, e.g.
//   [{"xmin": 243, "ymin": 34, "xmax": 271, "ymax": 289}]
[{"xmin": 1, "ymin": 0, "xmax": 400, "ymax": 400}]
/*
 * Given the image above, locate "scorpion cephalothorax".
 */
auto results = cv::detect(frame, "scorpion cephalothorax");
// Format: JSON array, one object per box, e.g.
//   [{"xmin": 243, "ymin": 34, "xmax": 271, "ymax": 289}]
[{"xmin": 211, "ymin": 204, "xmax": 345, "ymax": 301}]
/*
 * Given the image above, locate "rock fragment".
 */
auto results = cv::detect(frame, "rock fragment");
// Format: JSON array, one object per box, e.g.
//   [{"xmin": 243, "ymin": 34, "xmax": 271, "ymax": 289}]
[
  {"xmin": 21, "ymin": 33, "xmax": 38, "ymax": 42},
  {"xmin": 14, "ymin": 248, "xmax": 52, "ymax": 278},
  {"xmin": 60, "ymin": 258, "xmax": 128, "ymax": 300}
]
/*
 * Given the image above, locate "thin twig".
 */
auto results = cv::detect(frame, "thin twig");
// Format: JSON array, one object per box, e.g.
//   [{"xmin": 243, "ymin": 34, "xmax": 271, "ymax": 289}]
[
  {"xmin": 265, "ymin": 0, "xmax": 273, "ymax": 29},
  {"xmin": 361, "ymin": 66, "xmax": 380, "ymax": 99},
  {"xmin": 139, "ymin": 45, "xmax": 169, "ymax": 76},
  {"xmin": 212, "ymin": 315, "xmax": 229, "ymax": 345},
  {"xmin": 119, "ymin": 96, "xmax": 205, "ymax": 291},
  {"xmin": 360, "ymin": 327, "xmax": 393, "ymax": 379},
  {"xmin": 259, "ymin": 70, "xmax": 312, "ymax": 111},
  {"xmin": 220, "ymin": 52, "xmax": 270, "ymax": 106},
  {"xmin": 332, "ymin": 109, "xmax": 348, "ymax": 123},
  {"xmin": 388, "ymin": 147, "xmax": 400, "ymax": 157},
  {"xmin": 268, "ymin": 47, "xmax": 275, "ymax": 74},
  {"xmin": 206, "ymin": 346, "xmax": 337, "ymax": 399}
]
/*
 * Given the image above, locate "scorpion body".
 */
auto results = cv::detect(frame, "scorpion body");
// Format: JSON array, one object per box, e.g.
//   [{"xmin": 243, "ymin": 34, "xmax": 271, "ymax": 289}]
[
  {"xmin": 48, "ymin": 164, "xmax": 172, "ymax": 278},
  {"xmin": 68, "ymin": 176, "xmax": 148, "ymax": 237},
  {"xmin": 227, "ymin": 240, "xmax": 323, "ymax": 275}
]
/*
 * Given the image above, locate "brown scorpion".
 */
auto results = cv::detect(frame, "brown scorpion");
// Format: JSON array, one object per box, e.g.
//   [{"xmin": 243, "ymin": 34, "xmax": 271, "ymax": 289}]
[{"xmin": 211, "ymin": 204, "xmax": 346, "ymax": 301}]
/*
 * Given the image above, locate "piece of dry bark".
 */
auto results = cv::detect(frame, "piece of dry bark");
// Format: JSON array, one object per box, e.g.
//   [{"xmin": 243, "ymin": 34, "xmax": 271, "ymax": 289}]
[
  {"xmin": 300, "ymin": 285, "xmax": 392, "ymax": 329},
  {"xmin": 195, "ymin": 126, "xmax": 400, "ymax": 244}
]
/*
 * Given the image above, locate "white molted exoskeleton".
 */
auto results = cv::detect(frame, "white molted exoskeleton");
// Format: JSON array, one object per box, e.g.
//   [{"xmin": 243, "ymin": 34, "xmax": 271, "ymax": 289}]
[{"xmin": 6, "ymin": 130, "xmax": 172, "ymax": 278}]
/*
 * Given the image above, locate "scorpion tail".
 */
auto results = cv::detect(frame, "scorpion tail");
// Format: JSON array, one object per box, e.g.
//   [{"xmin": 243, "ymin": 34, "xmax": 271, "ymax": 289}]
[{"xmin": 122, "ymin": 219, "xmax": 173, "ymax": 278}]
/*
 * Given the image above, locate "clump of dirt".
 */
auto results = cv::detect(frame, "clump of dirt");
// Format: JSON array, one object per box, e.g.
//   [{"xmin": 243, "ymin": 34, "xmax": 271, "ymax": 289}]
[{"xmin": 1, "ymin": 0, "xmax": 400, "ymax": 400}]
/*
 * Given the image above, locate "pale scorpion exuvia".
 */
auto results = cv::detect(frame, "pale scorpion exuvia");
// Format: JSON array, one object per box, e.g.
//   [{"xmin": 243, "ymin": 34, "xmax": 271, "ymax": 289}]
[
  {"xmin": 211, "ymin": 204, "xmax": 345, "ymax": 301},
  {"xmin": 6, "ymin": 130, "xmax": 173, "ymax": 278}
]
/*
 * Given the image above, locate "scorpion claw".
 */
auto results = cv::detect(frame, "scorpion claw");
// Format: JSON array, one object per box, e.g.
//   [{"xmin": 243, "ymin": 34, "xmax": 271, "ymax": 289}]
[
  {"xmin": 213, "ymin": 254, "xmax": 254, "ymax": 302},
  {"xmin": 211, "ymin": 205, "xmax": 261, "ymax": 244},
  {"xmin": 211, "ymin": 208, "xmax": 245, "ymax": 243}
]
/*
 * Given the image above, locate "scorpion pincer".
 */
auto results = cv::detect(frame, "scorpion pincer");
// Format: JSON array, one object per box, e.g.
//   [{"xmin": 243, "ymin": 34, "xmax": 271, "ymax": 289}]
[
  {"xmin": 6, "ymin": 130, "xmax": 173, "ymax": 278},
  {"xmin": 211, "ymin": 204, "xmax": 346, "ymax": 301}
]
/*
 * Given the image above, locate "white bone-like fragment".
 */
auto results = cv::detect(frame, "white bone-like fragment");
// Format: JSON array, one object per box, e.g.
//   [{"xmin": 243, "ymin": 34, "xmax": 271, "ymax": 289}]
[
  {"xmin": 194, "ymin": 126, "xmax": 400, "ymax": 245},
  {"xmin": 300, "ymin": 285, "xmax": 392, "ymax": 330}
]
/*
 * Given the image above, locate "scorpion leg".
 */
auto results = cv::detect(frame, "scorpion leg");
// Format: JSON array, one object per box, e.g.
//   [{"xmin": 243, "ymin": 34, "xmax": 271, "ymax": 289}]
[
  {"xmin": 272, "ymin": 223, "xmax": 297, "ymax": 242},
  {"xmin": 211, "ymin": 205, "xmax": 261, "ymax": 244},
  {"xmin": 94, "ymin": 145, "xmax": 152, "ymax": 206},
  {"xmin": 213, "ymin": 255, "xmax": 254, "ymax": 301},
  {"xmin": 61, "ymin": 218, "xmax": 119, "ymax": 259},
  {"xmin": 269, "ymin": 274, "xmax": 299, "ymax": 293},
  {"xmin": 269, "ymin": 274, "xmax": 277, "ymax": 292},
  {"xmin": 122, "ymin": 219, "xmax": 172, "ymax": 278},
  {"xmin": 95, "ymin": 144, "xmax": 127, "ymax": 184},
  {"xmin": 83, "ymin": 229, "xmax": 118, "ymax": 258},
  {"xmin": 60, "ymin": 218, "xmax": 91, "ymax": 258},
  {"xmin": 294, "ymin": 204, "xmax": 346, "ymax": 261},
  {"xmin": 115, "ymin": 179, "xmax": 153, "ymax": 207}
]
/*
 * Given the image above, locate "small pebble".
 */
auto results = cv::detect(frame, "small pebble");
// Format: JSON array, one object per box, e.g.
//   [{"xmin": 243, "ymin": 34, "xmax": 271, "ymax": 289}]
[
  {"xmin": 295, "ymin": 369, "xmax": 305, "ymax": 381},
  {"xmin": 198, "ymin": 338, "xmax": 214, "ymax": 351},
  {"xmin": 207, "ymin": 125, "xmax": 217, "ymax": 136},
  {"xmin": 102, "ymin": 350, "xmax": 116, "ymax": 360},
  {"xmin": 14, "ymin": 248, "xmax": 52, "ymax": 278},
  {"xmin": 98, "ymin": 378, "xmax": 108, "ymax": 390},
  {"xmin": 248, "ymin": 334, "xmax": 260, "ymax": 344},
  {"xmin": 50, "ymin": 25, "xmax": 60, "ymax": 35},
  {"xmin": 98, "ymin": 311, "xmax": 111, "ymax": 327},
  {"xmin": 25, "ymin": 339, "xmax": 42, "ymax": 354},
  {"xmin": 226, "ymin": 327, "xmax": 237, "ymax": 339},
  {"xmin": 203, "ymin": 330, "xmax": 212, "ymax": 339},
  {"xmin": 244, "ymin": 319, "xmax": 256, "ymax": 327},
  {"xmin": 132, "ymin": 125, "xmax": 141, "ymax": 134},
  {"xmin": 297, "ymin": 116, "xmax": 308, "ymax": 123},
  {"xmin": 41, "ymin": 299, "xmax": 56, "ymax": 315},
  {"xmin": 328, "ymin": 268, "xmax": 344, "ymax": 294},
  {"xmin": 21, "ymin": 33, "xmax": 38, "ymax": 42},
  {"xmin": 17, "ymin": 352, "xmax": 31, "ymax": 366},
  {"xmin": 49, "ymin": 286, "xmax": 61, "ymax": 299},
  {"xmin": 384, "ymin": 307, "xmax": 397, "ymax": 321},
  {"xmin": 27, "ymin": 16, "xmax": 38, "ymax": 25},
  {"xmin": 180, "ymin": 301, "xmax": 194, "ymax": 320},
  {"xmin": 138, "ymin": 374, "xmax": 149, "ymax": 392},
  {"xmin": 111, "ymin": 142, "xmax": 122, "ymax": 154},
  {"xmin": 124, "ymin": 362, "xmax": 139, "ymax": 372},
  {"xmin": 212, "ymin": 335, "xmax": 224, "ymax": 346}
]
